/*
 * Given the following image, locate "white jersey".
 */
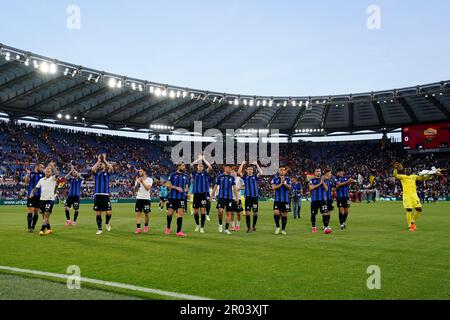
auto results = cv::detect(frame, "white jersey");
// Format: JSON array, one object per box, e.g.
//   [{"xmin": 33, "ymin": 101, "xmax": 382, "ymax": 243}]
[
  {"xmin": 234, "ymin": 177, "xmax": 244, "ymax": 201},
  {"xmin": 35, "ymin": 176, "xmax": 57, "ymax": 201},
  {"xmin": 135, "ymin": 177, "xmax": 153, "ymax": 200}
]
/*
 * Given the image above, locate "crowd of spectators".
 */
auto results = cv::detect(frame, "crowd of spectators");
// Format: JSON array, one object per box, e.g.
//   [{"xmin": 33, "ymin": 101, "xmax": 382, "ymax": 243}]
[{"xmin": 0, "ymin": 121, "xmax": 448, "ymax": 201}]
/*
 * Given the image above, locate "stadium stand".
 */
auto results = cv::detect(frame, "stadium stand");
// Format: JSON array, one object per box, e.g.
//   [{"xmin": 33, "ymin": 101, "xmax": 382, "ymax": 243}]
[{"xmin": 1, "ymin": 121, "xmax": 447, "ymax": 201}]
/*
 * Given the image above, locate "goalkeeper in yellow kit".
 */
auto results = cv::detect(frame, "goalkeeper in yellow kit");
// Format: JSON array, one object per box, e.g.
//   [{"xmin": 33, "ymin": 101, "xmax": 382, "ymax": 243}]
[{"xmin": 393, "ymin": 162, "xmax": 432, "ymax": 232}]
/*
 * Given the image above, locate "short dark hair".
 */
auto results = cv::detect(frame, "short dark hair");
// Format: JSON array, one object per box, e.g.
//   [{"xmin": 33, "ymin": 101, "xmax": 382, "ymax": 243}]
[
  {"xmin": 337, "ymin": 168, "xmax": 344, "ymax": 172},
  {"xmin": 324, "ymin": 168, "xmax": 331, "ymax": 174},
  {"xmin": 35, "ymin": 161, "xmax": 42, "ymax": 166},
  {"xmin": 140, "ymin": 168, "xmax": 147, "ymax": 173}
]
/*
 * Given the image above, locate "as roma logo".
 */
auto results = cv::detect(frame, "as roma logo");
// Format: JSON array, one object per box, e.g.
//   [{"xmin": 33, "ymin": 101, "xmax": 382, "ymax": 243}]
[{"xmin": 423, "ymin": 128, "xmax": 437, "ymax": 142}]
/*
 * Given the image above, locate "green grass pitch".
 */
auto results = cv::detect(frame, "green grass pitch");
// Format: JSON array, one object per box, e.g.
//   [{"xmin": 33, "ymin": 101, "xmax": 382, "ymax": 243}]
[{"xmin": 0, "ymin": 201, "xmax": 449, "ymax": 300}]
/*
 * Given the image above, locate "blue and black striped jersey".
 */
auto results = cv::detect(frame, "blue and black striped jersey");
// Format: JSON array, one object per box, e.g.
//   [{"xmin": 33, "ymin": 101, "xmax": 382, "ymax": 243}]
[
  {"xmin": 68, "ymin": 178, "xmax": 82, "ymax": 197},
  {"xmin": 168, "ymin": 172, "xmax": 190, "ymax": 200},
  {"xmin": 309, "ymin": 177, "xmax": 327, "ymax": 201},
  {"xmin": 216, "ymin": 173, "xmax": 235, "ymax": 200},
  {"xmin": 192, "ymin": 171, "xmax": 211, "ymax": 194},
  {"xmin": 242, "ymin": 175, "xmax": 259, "ymax": 198},
  {"xmin": 271, "ymin": 175, "xmax": 292, "ymax": 203},
  {"xmin": 335, "ymin": 176, "xmax": 350, "ymax": 199},
  {"xmin": 325, "ymin": 179, "xmax": 334, "ymax": 200},
  {"xmin": 94, "ymin": 171, "xmax": 110, "ymax": 195},
  {"xmin": 28, "ymin": 171, "xmax": 45, "ymax": 197}
]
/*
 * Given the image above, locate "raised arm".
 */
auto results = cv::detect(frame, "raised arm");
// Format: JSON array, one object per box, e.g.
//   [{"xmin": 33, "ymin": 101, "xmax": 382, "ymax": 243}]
[
  {"xmin": 416, "ymin": 175, "xmax": 433, "ymax": 182},
  {"xmin": 91, "ymin": 156, "xmax": 102, "ymax": 174},
  {"xmin": 24, "ymin": 168, "xmax": 31, "ymax": 184},
  {"xmin": 203, "ymin": 156, "xmax": 214, "ymax": 173},
  {"xmin": 253, "ymin": 161, "xmax": 264, "ymax": 176},
  {"xmin": 103, "ymin": 155, "xmax": 114, "ymax": 173},
  {"xmin": 237, "ymin": 161, "xmax": 246, "ymax": 177}
]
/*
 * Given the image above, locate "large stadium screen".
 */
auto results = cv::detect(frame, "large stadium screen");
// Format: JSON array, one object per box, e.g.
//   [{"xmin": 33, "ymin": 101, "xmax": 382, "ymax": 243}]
[{"xmin": 402, "ymin": 122, "xmax": 449, "ymax": 150}]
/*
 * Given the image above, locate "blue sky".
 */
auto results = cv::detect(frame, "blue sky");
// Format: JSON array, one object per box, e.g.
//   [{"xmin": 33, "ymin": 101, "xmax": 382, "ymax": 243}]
[{"xmin": 1, "ymin": 0, "xmax": 450, "ymax": 97}]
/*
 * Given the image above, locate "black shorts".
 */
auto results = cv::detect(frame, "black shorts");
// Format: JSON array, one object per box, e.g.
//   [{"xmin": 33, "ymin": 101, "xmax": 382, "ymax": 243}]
[
  {"xmin": 160, "ymin": 197, "xmax": 168, "ymax": 202},
  {"xmin": 217, "ymin": 199, "xmax": 234, "ymax": 212},
  {"xmin": 327, "ymin": 199, "xmax": 334, "ymax": 211},
  {"xmin": 245, "ymin": 197, "xmax": 259, "ymax": 212},
  {"xmin": 273, "ymin": 201, "xmax": 291, "ymax": 213},
  {"xmin": 27, "ymin": 196, "xmax": 40, "ymax": 209},
  {"xmin": 93, "ymin": 195, "xmax": 112, "ymax": 212},
  {"xmin": 311, "ymin": 200, "xmax": 328, "ymax": 215},
  {"xmin": 135, "ymin": 199, "xmax": 151, "ymax": 214},
  {"xmin": 233, "ymin": 200, "xmax": 243, "ymax": 213},
  {"xmin": 65, "ymin": 196, "xmax": 80, "ymax": 210},
  {"xmin": 193, "ymin": 193, "xmax": 208, "ymax": 209},
  {"xmin": 39, "ymin": 200, "xmax": 54, "ymax": 214},
  {"xmin": 337, "ymin": 198, "xmax": 350, "ymax": 209},
  {"xmin": 168, "ymin": 199, "xmax": 186, "ymax": 211}
]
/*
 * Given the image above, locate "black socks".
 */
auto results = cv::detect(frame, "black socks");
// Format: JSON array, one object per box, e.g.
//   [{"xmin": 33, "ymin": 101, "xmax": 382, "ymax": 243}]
[
  {"xmin": 274, "ymin": 215, "xmax": 280, "ymax": 228},
  {"xmin": 200, "ymin": 214, "xmax": 206, "ymax": 228},
  {"xmin": 281, "ymin": 216, "xmax": 287, "ymax": 230},
  {"xmin": 177, "ymin": 217, "xmax": 183, "ymax": 233},
  {"xmin": 311, "ymin": 214, "xmax": 316, "ymax": 227},
  {"xmin": 27, "ymin": 213, "xmax": 33, "ymax": 228},
  {"xmin": 253, "ymin": 214, "xmax": 258, "ymax": 228},
  {"xmin": 96, "ymin": 215, "xmax": 102, "ymax": 230},
  {"xmin": 323, "ymin": 215, "xmax": 330, "ymax": 228}
]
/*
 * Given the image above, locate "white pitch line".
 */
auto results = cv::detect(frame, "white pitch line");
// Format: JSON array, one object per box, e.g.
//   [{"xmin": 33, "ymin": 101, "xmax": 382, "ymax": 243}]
[{"xmin": 0, "ymin": 266, "xmax": 211, "ymax": 300}]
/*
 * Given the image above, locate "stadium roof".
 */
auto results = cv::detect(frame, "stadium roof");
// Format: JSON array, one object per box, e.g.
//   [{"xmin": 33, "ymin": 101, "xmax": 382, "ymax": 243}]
[{"xmin": 0, "ymin": 44, "xmax": 449, "ymax": 136}]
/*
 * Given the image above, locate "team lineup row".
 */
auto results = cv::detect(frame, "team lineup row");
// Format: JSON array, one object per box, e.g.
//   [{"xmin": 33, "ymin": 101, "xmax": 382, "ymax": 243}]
[{"xmin": 24, "ymin": 155, "xmax": 443, "ymax": 237}]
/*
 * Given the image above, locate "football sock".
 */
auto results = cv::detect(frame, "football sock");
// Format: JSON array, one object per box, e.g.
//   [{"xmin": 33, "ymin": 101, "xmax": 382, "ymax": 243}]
[
  {"xmin": 323, "ymin": 215, "xmax": 330, "ymax": 228},
  {"xmin": 145, "ymin": 222, "xmax": 149, "ymax": 227},
  {"xmin": 253, "ymin": 214, "xmax": 258, "ymax": 228},
  {"xmin": 225, "ymin": 222, "xmax": 229, "ymax": 230},
  {"xmin": 176, "ymin": 217, "xmax": 183, "ymax": 233},
  {"xmin": 40, "ymin": 224, "xmax": 46, "ymax": 232},
  {"xmin": 65, "ymin": 209, "xmax": 70, "ymax": 221},
  {"xmin": 200, "ymin": 214, "xmax": 206, "ymax": 228},
  {"xmin": 406, "ymin": 211, "xmax": 412, "ymax": 226},
  {"xmin": 27, "ymin": 213, "xmax": 32, "ymax": 228},
  {"xmin": 137, "ymin": 224, "xmax": 141, "ymax": 228},
  {"xmin": 246, "ymin": 215, "xmax": 251, "ymax": 228},
  {"xmin": 311, "ymin": 214, "xmax": 316, "ymax": 227},
  {"xmin": 167, "ymin": 215, "xmax": 172, "ymax": 228},
  {"xmin": 339, "ymin": 213, "xmax": 344, "ymax": 225},
  {"xmin": 343, "ymin": 213, "xmax": 348, "ymax": 223},
  {"xmin": 194, "ymin": 214, "xmax": 200, "ymax": 225},
  {"xmin": 74, "ymin": 211, "xmax": 79, "ymax": 222},
  {"xmin": 105, "ymin": 214, "xmax": 112, "ymax": 224},
  {"xmin": 281, "ymin": 216, "xmax": 287, "ymax": 230},
  {"xmin": 274, "ymin": 215, "xmax": 280, "ymax": 228},
  {"xmin": 47, "ymin": 223, "xmax": 51, "ymax": 230},
  {"xmin": 218, "ymin": 217, "xmax": 223, "ymax": 225},
  {"xmin": 96, "ymin": 215, "xmax": 102, "ymax": 230},
  {"xmin": 32, "ymin": 214, "xmax": 39, "ymax": 229}
]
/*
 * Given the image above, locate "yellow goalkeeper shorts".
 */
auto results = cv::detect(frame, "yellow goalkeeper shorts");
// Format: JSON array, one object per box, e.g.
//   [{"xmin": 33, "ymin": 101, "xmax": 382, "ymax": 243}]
[{"xmin": 403, "ymin": 194, "xmax": 421, "ymax": 209}]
